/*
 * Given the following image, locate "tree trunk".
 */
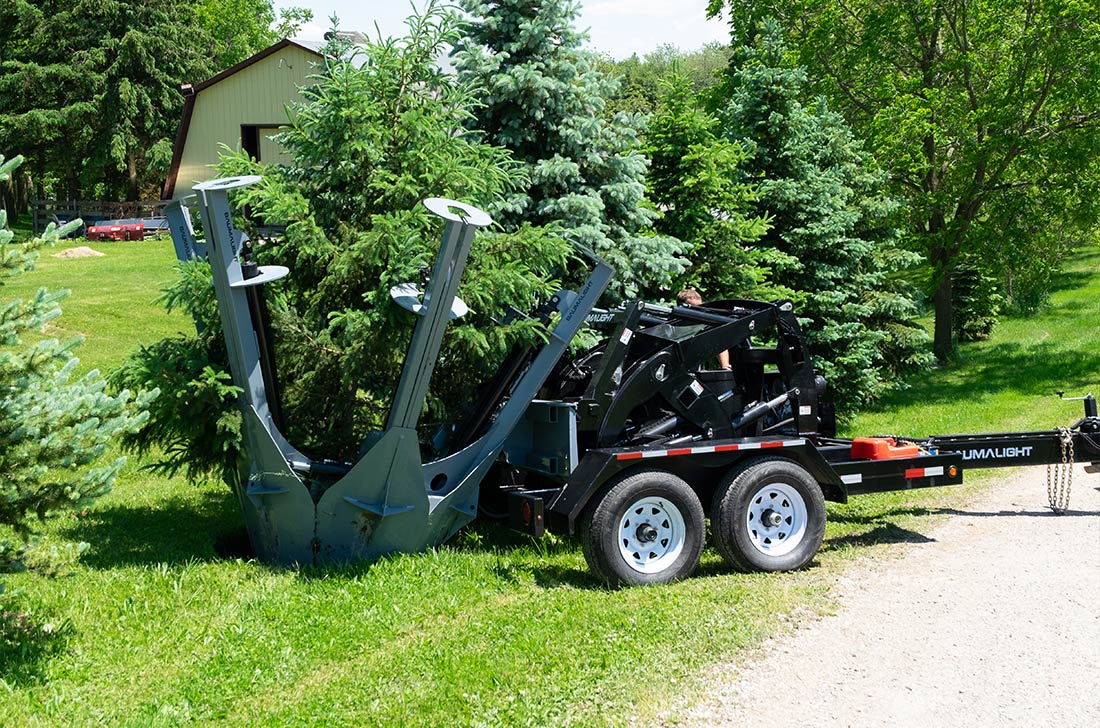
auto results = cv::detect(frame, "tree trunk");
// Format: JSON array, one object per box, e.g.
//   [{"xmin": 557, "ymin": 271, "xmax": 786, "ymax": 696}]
[
  {"xmin": 932, "ymin": 269, "xmax": 955, "ymax": 362},
  {"xmin": 16, "ymin": 174, "xmax": 29, "ymax": 215},
  {"xmin": 34, "ymin": 159, "xmax": 45, "ymax": 200},
  {"xmin": 66, "ymin": 168, "xmax": 79, "ymax": 201},
  {"xmin": 3, "ymin": 173, "xmax": 31, "ymax": 225},
  {"xmin": 127, "ymin": 156, "xmax": 139, "ymax": 202},
  {"xmin": 1, "ymin": 183, "xmax": 13, "ymax": 224}
]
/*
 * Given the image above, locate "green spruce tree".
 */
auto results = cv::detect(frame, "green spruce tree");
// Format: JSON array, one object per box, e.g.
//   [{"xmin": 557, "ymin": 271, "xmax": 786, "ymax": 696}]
[
  {"xmin": 454, "ymin": 0, "xmax": 690, "ymax": 299},
  {"xmin": 721, "ymin": 21, "xmax": 931, "ymax": 412},
  {"xmin": 0, "ymin": 154, "xmax": 153, "ymax": 577},
  {"xmin": 645, "ymin": 73, "xmax": 776, "ymax": 299},
  {"xmin": 0, "ymin": 1, "xmax": 219, "ymax": 201},
  {"xmin": 114, "ymin": 3, "xmax": 575, "ymax": 475}
]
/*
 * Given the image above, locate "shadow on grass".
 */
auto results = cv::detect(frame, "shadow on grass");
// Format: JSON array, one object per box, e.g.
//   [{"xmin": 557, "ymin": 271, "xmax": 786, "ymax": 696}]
[
  {"xmin": 530, "ymin": 564, "xmax": 603, "ymax": 589},
  {"xmin": 1041, "ymin": 267, "xmax": 1096, "ymax": 296},
  {"xmin": 822, "ymin": 524, "xmax": 937, "ymax": 552},
  {"xmin": 933, "ymin": 506, "xmax": 1100, "ymax": 518},
  {"xmin": 289, "ymin": 518, "xmax": 604, "ymax": 588},
  {"xmin": 56, "ymin": 488, "xmax": 243, "ymax": 568},
  {"xmin": 446, "ymin": 520, "xmax": 610, "ymax": 590},
  {"xmin": 0, "ymin": 609, "xmax": 71, "ymax": 687}
]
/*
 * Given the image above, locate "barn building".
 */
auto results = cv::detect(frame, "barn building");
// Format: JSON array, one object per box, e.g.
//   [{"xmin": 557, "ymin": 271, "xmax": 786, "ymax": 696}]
[{"xmin": 161, "ymin": 39, "xmax": 324, "ymax": 200}]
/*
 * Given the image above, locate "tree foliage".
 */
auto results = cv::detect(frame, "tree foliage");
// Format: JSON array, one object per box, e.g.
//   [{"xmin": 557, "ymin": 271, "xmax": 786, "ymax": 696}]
[
  {"xmin": 0, "ymin": 154, "xmax": 153, "ymax": 575},
  {"xmin": 708, "ymin": 0, "xmax": 1100, "ymax": 360},
  {"xmin": 196, "ymin": 0, "xmax": 312, "ymax": 70},
  {"xmin": 0, "ymin": 0, "xmax": 309, "ymax": 203},
  {"xmin": 0, "ymin": 1, "xmax": 215, "ymax": 200},
  {"xmin": 645, "ymin": 73, "xmax": 775, "ymax": 297},
  {"xmin": 720, "ymin": 22, "xmax": 931, "ymax": 411},
  {"xmin": 599, "ymin": 42, "xmax": 731, "ymax": 116},
  {"xmin": 114, "ymin": 3, "xmax": 575, "ymax": 476},
  {"xmin": 454, "ymin": 0, "xmax": 691, "ymax": 300}
]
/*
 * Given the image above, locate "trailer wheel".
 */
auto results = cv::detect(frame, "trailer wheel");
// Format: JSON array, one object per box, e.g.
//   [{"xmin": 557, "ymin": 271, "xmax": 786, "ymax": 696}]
[
  {"xmin": 711, "ymin": 458, "xmax": 825, "ymax": 573},
  {"xmin": 580, "ymin": 469, "xmax": 705, "ymax": 587}
]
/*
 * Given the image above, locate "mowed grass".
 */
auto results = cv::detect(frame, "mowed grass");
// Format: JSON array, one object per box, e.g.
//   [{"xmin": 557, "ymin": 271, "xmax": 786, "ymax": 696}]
[
  {"xmin": 1, "ymin": 233, "xmax": 190, "ymax": 373},
  {"xmin": 847, "ymin": 248, "xmax": 1100, "ymax": 437},
  {"xmin": 1, "ymin": 236, "xmax": 1097, "ymax": 727}
]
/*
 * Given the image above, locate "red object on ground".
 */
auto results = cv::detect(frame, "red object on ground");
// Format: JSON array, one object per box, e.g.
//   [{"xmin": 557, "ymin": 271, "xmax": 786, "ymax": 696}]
[
  {"xmin": 86, "ymin": 223, "xmax": 144, "ymax": 241},
  {"xmin": 850, "ymin": 437, "xmax": 921, "ymax": 460}
]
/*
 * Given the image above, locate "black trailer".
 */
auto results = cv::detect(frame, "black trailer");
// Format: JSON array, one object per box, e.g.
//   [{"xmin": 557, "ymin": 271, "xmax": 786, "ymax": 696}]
[
  {"xmin": 487, "ymin": 299, "xmax": 1100, "ymax": 587},
  {"xmin": 170, "ymin": 184, "xmax": 1098, "ymax": 585}
]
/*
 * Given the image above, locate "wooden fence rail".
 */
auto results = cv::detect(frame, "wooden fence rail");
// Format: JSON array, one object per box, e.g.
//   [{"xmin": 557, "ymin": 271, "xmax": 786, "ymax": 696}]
[{"xmin": 31, "ymin": 198, "xmax": 169, "ymax": 235}]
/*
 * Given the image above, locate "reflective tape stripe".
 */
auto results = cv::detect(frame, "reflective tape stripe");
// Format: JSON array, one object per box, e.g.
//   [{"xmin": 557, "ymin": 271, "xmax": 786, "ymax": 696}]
[
  {"xmin": 841, "ymin": 473, "xmax": 862, "ymax": 485},
  {"xmin": 904, "ymin": 465, "xmax": 945, "ymax": 479},
  {"xmin": 614, "ymin": 439, "xmax": 805, "ymax": 461}
]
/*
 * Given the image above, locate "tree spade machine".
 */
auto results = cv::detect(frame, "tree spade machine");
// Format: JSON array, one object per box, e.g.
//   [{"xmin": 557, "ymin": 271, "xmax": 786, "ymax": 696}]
[{"xmin": 165, "ymin": 177, "xmax": 1100, "ymax": 586}]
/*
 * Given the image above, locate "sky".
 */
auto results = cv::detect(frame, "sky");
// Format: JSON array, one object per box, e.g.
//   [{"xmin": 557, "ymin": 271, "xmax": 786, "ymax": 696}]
[{"xmin": 274, "ymin": 1, "xmax": 729, "ymax": 59}]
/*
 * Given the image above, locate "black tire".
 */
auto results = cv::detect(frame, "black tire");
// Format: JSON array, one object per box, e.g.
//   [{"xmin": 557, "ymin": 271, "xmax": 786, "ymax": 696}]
[
  {"xmin": 580, "ymin": 469, "xmax": 705, "ymax": 587},
  {"xmin": 711, "ymin": 458, "xmax": 826, "ymax": 573}
]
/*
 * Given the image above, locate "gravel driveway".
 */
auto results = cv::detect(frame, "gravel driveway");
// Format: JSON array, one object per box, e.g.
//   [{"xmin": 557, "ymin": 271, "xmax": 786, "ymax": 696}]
[{"xmin": 667, "ymin": 465, "xmax": 1100, "ymax": 727}]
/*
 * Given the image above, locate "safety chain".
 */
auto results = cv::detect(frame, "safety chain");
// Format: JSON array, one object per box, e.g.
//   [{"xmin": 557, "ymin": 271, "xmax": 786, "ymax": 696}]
[{"xmin": 1046, "ymin": 427, "xmax": 1074, "ymax": 513}]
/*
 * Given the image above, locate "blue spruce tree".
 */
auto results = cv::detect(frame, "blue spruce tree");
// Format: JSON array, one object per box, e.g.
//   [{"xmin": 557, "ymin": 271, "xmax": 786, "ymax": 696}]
[
  {"xmin": 454, "ymin": 0, "xmax": 690, "ymax": 299},
  {"xmin": 0, "ymin": 154, "xmax": 153, "ymax": 576}
]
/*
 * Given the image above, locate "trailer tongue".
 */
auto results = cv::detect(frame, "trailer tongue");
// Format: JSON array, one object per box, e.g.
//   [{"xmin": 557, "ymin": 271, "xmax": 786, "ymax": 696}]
[{"xmin": 167, "ymin": 181, "xmax": 1100, "ymax": 586}]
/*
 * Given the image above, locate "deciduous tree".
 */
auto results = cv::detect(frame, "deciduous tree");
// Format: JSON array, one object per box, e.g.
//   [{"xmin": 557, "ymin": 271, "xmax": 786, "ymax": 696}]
[
  {"xmin": 196, "ymin": 0, "xmax": 312, "ymax": 69},
  {"xmin": 600, "ymin": 42, "xmax": 731, "ymax": 116},
  {"xmin": 708, "ymin": 0, "xmax": 1100, "ymax": 360}
]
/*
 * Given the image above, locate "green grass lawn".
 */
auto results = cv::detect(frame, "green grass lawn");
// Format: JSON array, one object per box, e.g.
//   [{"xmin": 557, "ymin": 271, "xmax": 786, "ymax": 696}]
[
  {"xmin": 1, "ymin": 233, "xmax": 190, "ymax": 374},
  {"xmin": 1, "ymin": 237, "xmax": 1097, "ymax": 727}
]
